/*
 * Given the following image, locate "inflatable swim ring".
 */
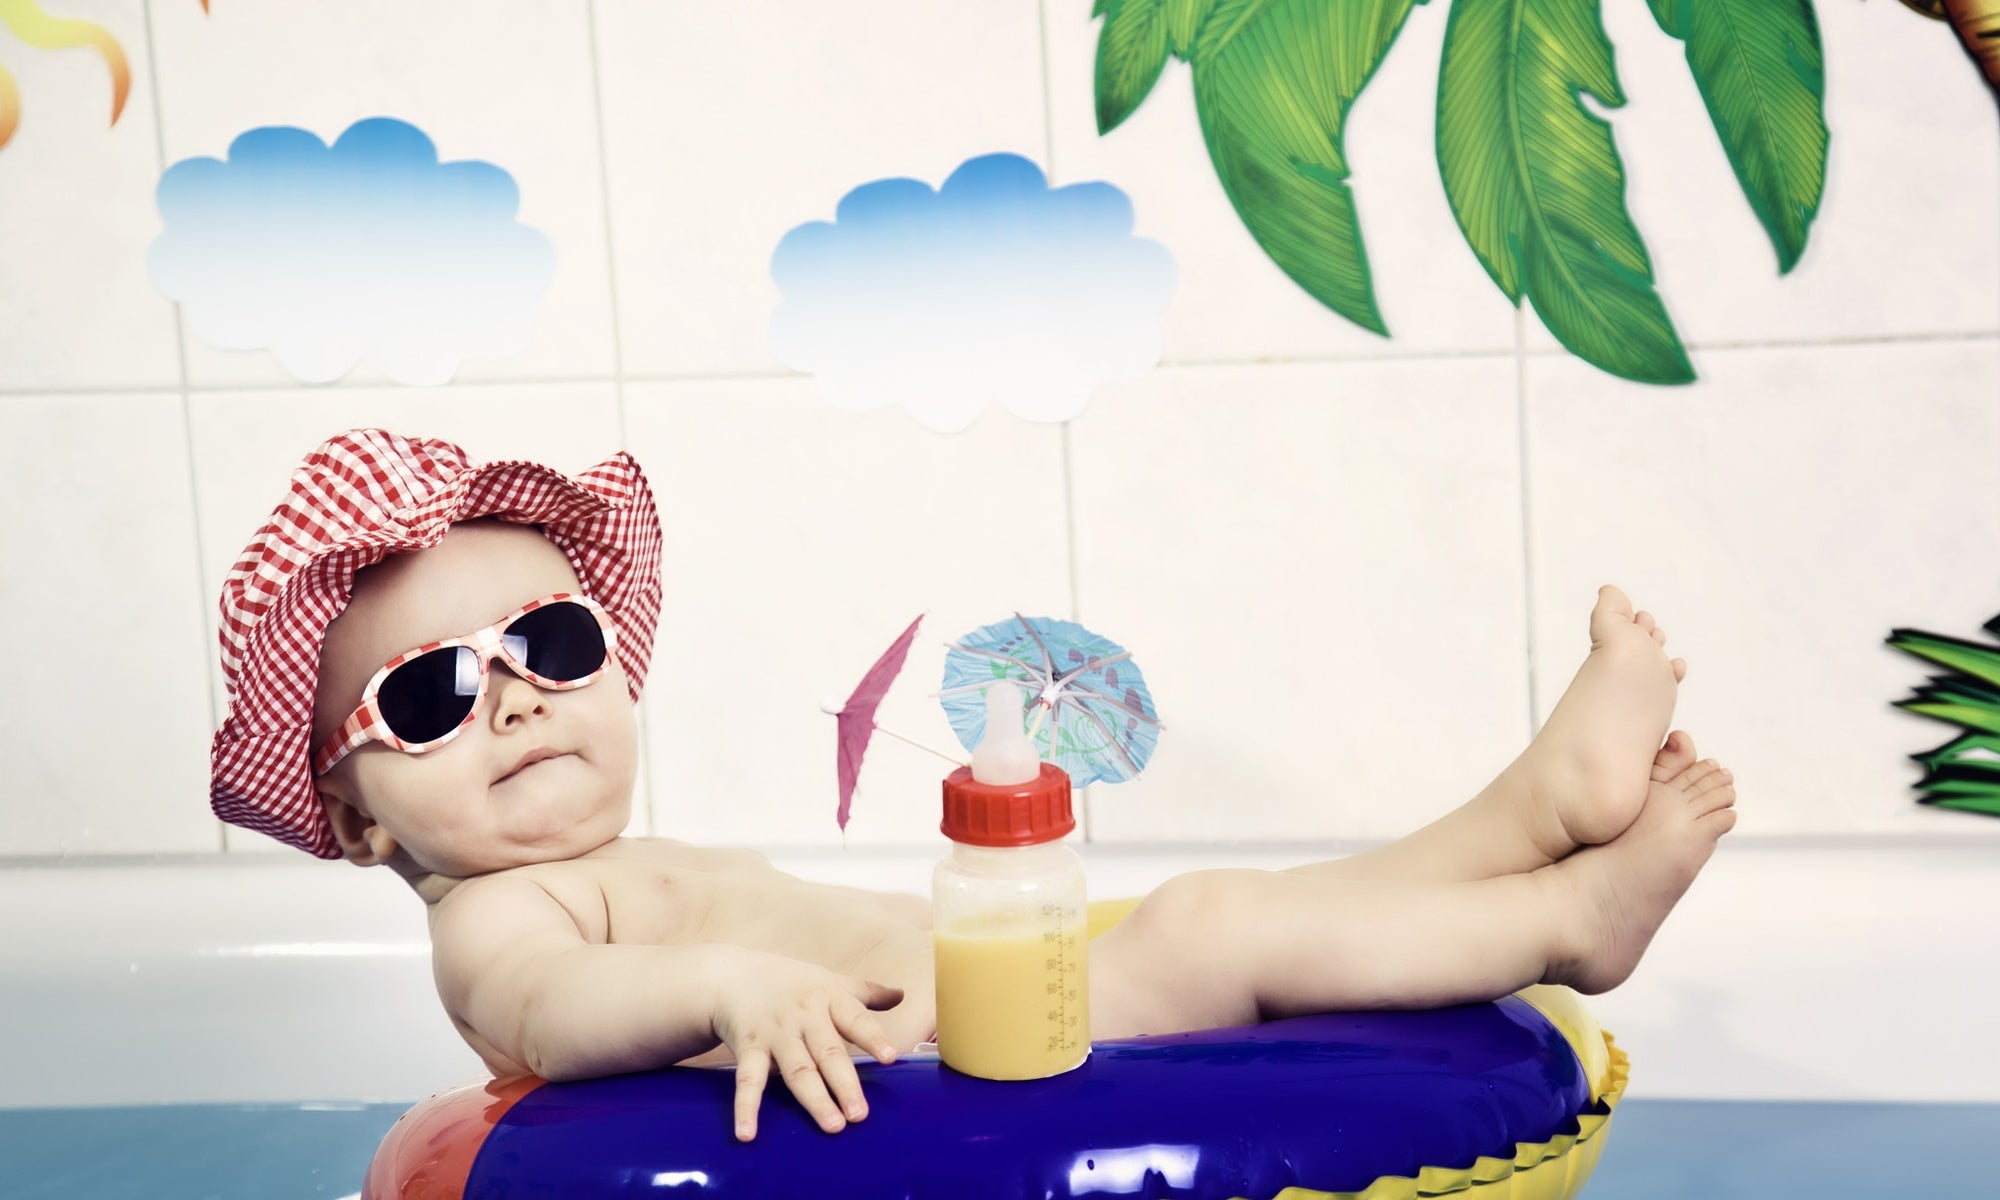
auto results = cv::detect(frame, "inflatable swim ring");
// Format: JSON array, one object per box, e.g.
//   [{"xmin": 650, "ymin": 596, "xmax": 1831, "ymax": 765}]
[{"xmin": 362, "ymin": 982, "xmax": 1624, "ymax": 1200}]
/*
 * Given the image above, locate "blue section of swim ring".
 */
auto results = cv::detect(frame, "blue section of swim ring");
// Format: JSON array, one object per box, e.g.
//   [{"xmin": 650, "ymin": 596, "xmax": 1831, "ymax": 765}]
[{"xmin": 463, "ymin": 997, "xmax": 1590, "ymax": 1199}]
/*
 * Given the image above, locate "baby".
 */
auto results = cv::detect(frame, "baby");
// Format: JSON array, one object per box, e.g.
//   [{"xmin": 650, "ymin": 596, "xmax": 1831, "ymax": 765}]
[{"xmin": 211, "ymin": 430, "xmax": 1735, "ymax": 1143}]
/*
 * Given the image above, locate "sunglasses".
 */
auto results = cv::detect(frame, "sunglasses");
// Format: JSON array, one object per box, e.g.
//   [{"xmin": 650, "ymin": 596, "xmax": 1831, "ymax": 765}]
[{"xmin": 313, "ymin": 593, "xmax": 618, "ymax": 775}]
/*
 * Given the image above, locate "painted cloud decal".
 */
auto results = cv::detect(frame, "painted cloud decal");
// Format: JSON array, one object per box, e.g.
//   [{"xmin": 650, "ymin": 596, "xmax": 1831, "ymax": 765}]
[
  {"xmin": 771, "ymin": 153, "xmax": 1174, "ymax": 433},
  {"xmin": 149, "ymin": 117, "xmax": 553, "ymax": 386}
]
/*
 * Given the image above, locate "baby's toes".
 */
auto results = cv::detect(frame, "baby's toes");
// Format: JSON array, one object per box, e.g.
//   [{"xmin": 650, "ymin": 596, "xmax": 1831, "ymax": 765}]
[
  {"xmin": 1669, "ymin": 757, "xmax": 1722, "ymax": 792},
  {"xmin": 1651, "ymin": 731, "xmax": 1697, "ymax": 782},
  {"xmin": 1589, "ymin": 585, "xmax": 1637, "ymax": 643},
  {"xmin": 1670, "ymin": 657, "xmax": 1687, "ymax": 683},
  {"xmin": 1696, "ymin": 805, "xmax": 1739, "ymax": 839},
  {"xmin": 1686, "ymin": 765, "xmax": 1736, "ymax": 815}
]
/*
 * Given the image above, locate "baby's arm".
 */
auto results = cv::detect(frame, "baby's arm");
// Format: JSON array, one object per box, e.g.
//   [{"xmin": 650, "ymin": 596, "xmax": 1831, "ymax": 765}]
[
  {"xmin": 822, "ymin": 883, "xmax": 932, "ymax": 930},
  {"xmin": 431, "ymin": 877, "xmax": 903, "ymax": 1141}
]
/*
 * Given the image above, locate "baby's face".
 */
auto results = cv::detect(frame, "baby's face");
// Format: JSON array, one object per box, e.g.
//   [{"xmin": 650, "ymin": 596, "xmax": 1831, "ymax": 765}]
[{"xmin": 312, "ymin": 521, "xmax": 638, "ymax": 878}]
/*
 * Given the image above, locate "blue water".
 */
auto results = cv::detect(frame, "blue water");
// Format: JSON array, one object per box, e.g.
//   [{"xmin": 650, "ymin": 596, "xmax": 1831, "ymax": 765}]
[{"xmin": 5, "ymin": 1099, "xmax": 1997, "ymax": 1199}]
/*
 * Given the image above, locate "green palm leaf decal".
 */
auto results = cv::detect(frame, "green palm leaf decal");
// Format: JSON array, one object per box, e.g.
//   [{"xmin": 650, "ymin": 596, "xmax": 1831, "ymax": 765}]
[
  {"xmin": 1184, "ymin": 0, "xmax": 1421, "ymax": 336},
  {"xmin": 1096, "ymin": 1, "xmax": 1218, "ymax": 134},
  {"xmin": 1096, "ymin": 1, "xmax": 1173, "ymax": 134},
  {"xmin": 1648, "ymin": 0, "xmax": 1827, "ymax": 273},
  {"xmin": 1437, "ymin": 0, "xmax": 1692, "ymax": 383}
]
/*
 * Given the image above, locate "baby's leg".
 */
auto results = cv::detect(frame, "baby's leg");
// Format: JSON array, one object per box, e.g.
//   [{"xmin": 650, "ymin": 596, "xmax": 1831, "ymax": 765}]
[
  {"xmin": 1091, "ymin": 753, "xmax": 1736, "ymax": 1038},
  {"xmin": 1299, "ymin": 586, "xmax": 1686, "ymax": 886}
]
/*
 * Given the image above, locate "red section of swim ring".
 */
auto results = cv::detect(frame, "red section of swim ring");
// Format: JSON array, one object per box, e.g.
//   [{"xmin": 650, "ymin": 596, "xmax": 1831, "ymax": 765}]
[{"xmin": 361, "ymin": 1075, "xmax": 542, "ymax": 1200}]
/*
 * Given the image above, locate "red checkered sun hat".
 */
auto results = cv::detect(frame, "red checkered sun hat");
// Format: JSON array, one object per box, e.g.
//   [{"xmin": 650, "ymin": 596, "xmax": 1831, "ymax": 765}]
[{"xmin": 210, "ymin": 429, "xmax": 663, "ymax": 858}]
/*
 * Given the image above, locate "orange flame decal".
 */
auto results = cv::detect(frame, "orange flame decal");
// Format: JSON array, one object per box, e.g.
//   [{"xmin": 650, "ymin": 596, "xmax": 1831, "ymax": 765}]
[
  {"xmin": 0, "ymin": 64, "xmax": 18, "ymax": 151},
  {"xmin": 0, "ymin": 0, "xmax": 131, "ymax": 134}
]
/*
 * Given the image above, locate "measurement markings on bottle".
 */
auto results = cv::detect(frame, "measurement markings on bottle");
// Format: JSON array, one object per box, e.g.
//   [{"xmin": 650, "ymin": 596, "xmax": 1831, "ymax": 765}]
[{"xmin": 1040, "ymin": 904, "xmax": 1083, "ymax": 1053}]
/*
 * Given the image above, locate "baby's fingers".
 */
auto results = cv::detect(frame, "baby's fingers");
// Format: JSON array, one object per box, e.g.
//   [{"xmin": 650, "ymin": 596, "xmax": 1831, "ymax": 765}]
[
  {"xmin": 772, "ymin": 1037, "xmax": 847, "ymax": 1134},
  {"xmin": 733, "ymin": 1047, "xmax": 772, "ymax": 1143},
  {"xmin": 849, "ymin": 977, "xmax": 905, "ymax": 1012},
  {"xmin": 832, "ymin": 992, "xmax": 898, "ymax": 1064},
  {"xmin": 809, "ymin": 1016, "xmax": 871, "ymax": 1124}
]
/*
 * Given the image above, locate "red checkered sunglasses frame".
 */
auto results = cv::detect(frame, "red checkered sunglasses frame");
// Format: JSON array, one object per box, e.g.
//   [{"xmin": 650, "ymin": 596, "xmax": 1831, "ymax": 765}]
[{"xmin": 312, "ymin": 593, "xmax": 618, "ymax": 776}]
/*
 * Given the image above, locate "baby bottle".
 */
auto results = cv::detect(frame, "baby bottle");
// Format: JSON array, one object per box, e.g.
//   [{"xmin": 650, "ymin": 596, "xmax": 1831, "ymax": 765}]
[{"xmin": 932, "ymin": 682, "xmax": 1090, "ymax": 1081}]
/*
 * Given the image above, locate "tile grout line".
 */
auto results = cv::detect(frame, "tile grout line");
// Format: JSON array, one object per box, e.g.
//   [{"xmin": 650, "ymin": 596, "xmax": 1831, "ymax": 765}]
[
  {"xmin": 140, "ymin": 0, "xmax": 225, "ymax": 852},
  {"xmin": 1515, "ymin": 308, "xmax": 1539, "ymax": 743},
  {"xmin": 1060, "ymin": 421, "xmax": 1091, "ymax": 843},
  {"xmin": 9, "ymin": 827, "xmax": 1997, "ymax": 868},
  {"xmin": 582, "ymin": 0, "xmax": 653, "ymax": 837},
  {"xmin": 1525, "ymin": 328, "xmax": 2000, "ymax": 354},
  {"xmin": 584, "ymin": 0, "xmax": 629, "ymax": 453},
  {"xmin": 1040, "ymin": 0, "xmax": 1096, "ymax": 843},
  {"xmin": 1036, "ymin": 0, "xmax": 1060, "ymax": 182},
  {"xmin": 11, "ymin": 327, "xmax": 2000, "ymax": 401}
]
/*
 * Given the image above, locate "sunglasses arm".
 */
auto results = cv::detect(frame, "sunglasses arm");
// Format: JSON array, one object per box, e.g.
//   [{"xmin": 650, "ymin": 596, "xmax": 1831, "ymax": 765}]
[{"xmin": 313, "ymin": 712, "xmax": 377, "ymax": 777}]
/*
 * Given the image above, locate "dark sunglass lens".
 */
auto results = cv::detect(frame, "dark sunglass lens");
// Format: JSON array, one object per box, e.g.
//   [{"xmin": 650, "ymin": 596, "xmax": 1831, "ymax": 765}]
[
  {"xmin": 377, "ymin": 647, "xmax": 480, "ymax": 743},
  {"xmin": 507, "ymin": 602, "xmax": 609, "ymax": 681}
]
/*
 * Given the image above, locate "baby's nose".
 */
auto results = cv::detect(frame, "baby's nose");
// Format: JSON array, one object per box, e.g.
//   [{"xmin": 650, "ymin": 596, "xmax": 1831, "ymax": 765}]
[{"xmin": 488, "ymin": 662, "xmax": 552, "ymax": 723}]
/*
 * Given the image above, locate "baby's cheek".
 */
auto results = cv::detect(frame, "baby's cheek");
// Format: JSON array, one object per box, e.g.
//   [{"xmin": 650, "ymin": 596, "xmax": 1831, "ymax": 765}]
[{"xmin": 586, "ymin": 695, "xmax": 642, "ymax": 778}]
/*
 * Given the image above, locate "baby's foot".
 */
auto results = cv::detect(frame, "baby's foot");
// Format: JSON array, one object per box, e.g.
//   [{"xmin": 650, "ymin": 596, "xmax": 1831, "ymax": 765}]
[
  {"xmin": 1542, "ymin": 744, "xmax": 1736, "ymax": 994},
  {"xmin": 1510, "ymin": 586, "xmax": 1685, "ymax": 861}
]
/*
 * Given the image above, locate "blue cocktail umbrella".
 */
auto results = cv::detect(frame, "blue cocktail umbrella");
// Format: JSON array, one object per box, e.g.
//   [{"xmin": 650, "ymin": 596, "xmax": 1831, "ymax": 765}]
[{"xmin": 939, "ymin": 614, "xmax": 1161, "ymax": 787}]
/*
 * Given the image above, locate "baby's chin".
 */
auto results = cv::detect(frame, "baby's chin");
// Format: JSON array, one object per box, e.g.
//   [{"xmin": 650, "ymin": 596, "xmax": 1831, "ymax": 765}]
[{"xmin": 483, "ymin": 796, "xmax": 629, "ymax": 865}]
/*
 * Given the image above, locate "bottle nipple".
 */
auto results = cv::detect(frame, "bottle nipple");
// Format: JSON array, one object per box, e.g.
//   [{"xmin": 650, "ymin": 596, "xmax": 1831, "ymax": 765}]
[{"xmin": 970, "ymin": 682, "xmax": 1041, "ymax": 786}]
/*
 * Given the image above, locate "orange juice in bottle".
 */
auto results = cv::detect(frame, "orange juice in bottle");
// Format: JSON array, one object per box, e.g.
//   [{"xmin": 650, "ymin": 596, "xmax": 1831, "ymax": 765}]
[{"xmin": 933, "ymin": 682, "xmax": 1089, "ymax": 1080}]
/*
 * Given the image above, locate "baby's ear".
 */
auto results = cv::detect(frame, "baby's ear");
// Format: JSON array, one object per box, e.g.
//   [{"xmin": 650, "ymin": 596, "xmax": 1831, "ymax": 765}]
[{"xmin": 318, "ymin": 789, "xmax": 398, "ymax": 866}]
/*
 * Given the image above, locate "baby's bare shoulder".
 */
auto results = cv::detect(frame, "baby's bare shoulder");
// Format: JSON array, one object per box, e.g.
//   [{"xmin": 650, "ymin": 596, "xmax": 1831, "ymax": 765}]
[
  {"xmin": 433, "ymin": 865, "xmax": 598, "ymax": 944},
  {"xmin": 584, "ymin": 836, "xmax": 776, "ymax": 874}
]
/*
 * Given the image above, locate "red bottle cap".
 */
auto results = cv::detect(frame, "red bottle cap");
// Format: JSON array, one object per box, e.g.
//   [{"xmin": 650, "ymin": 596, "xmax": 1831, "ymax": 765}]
[{"xmin": 940, "ymin": 762, "xmax": 1074, "ymax": 847}]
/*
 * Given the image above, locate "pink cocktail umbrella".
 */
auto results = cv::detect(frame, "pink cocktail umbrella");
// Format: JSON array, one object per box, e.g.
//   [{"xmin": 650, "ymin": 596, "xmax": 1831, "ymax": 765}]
[{"xmin": 824, "ymin": 614, "xmax": 964, "ymax": 831}]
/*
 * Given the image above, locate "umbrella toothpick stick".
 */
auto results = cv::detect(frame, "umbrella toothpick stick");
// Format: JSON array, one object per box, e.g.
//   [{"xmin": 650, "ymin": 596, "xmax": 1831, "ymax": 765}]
[
  {"xmin": 873, "ymin": 721, "xmax": 968, "ymax": 768},
  {"xmin": 1024, "ymin": 702, "xmax": 1049, "ymax": 748},
  {"xmin": 821, "ymin": 696, "xmax": 967, "ymax": 768}
]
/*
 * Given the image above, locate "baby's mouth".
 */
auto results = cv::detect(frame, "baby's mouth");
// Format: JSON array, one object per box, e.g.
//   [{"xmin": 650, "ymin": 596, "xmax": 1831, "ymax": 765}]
[{"xmin": 496, "ymin": 748, "xmax": 568, "ymax": 785}]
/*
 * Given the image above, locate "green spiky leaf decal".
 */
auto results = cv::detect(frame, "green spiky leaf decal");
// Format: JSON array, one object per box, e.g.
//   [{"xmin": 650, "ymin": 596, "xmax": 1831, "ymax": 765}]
[
  {"xmin": 1648, "ymin": 0, "xmax": 1827, "ymax": 273},
  {"xmin": 1883, "ymin": 628, "xmax": 2000, "ymax": 690},
  {"xmin": 1437, "ymin": 0, "xmax": 1691, "ymax": 383},
  {"xmin": 1888, "ymin": 622, "xmax": 2000, "ymax": 817}
]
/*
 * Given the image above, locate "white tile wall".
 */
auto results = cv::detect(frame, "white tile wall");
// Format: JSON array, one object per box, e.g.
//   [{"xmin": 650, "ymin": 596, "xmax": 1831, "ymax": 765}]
[
  {"xmin": 1069, "ymin": 358, "xmax": 1532, "ymax": 842},
  {"xmin": 147, "ymin": 0, "xmax": 616, "ymax": 388},
  {"xmin": 624, "ymin": 378, "xmax": 1070, "ymax": 847},
  {"xmin": 0, "ymin": 10, "xmax": 1987, "ymax": 877},
  {"xmin": 0, "ymin": 393, "xmax": 215, "ymax": 854},
  {"xmin": 0, "ymin": 2, "xmax": 1994, "ymax": 1117},
  {"xmin": 1525, "ymin": 338, "xmax": 2000, "ymax": 838},
  {"xmin": 0, "ymin": 0, "xmax": 180, "ymax": 392},
  {"xmin": 1044, "ymin": 0, "xmax": 1520, "ymax": 365},
  {"xmin": 595, "ymin": 0, "xmax": 1048, "ymax": 379},
  {"xmin": 1526, "ymin": 0, "xmax": 2000, "ymax": 356}
]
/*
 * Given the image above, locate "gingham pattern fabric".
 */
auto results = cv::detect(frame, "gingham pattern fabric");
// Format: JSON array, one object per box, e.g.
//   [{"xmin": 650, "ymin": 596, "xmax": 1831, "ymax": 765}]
[{"xmin": 210, "ymin": 429, "xmax": 663, "ymax": 858}]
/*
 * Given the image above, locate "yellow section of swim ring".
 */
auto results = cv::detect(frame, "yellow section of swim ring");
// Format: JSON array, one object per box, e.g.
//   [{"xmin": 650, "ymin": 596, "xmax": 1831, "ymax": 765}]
[{"xmin": 1083, "ymin": 901, "xmax": 1627, "ymax": 1200}]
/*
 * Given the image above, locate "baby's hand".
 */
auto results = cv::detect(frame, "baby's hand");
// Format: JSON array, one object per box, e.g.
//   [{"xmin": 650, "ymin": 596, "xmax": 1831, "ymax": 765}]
[{"xmin": 709, "ymin": 952, "xmax": 904, "ymax": 1142}]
